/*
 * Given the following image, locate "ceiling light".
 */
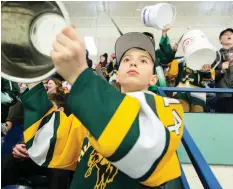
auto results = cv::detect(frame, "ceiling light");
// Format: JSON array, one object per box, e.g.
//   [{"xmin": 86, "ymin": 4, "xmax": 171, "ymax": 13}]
[{"xmin": 84, "ymin": 36, "xmax": 97, "ymax": 55}]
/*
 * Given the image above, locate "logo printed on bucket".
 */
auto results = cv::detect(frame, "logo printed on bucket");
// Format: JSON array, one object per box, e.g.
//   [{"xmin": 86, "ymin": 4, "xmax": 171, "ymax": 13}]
[
  {"xmin": 183, "ymin": 37, "xmax": 195, "ymax": 48},
  {"xmin": 182, "ymin": 37, "xmax": 195, "ymax": 52},
  {"xmin": 181, "ymin": 29, "xmax": 217, "ymax": 70}
]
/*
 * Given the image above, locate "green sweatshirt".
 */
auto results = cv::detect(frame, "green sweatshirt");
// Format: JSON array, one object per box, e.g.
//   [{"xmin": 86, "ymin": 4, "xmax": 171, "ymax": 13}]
[{"xmin": 156, "ymin": 35, "xmax": 176, "ymax": 67}]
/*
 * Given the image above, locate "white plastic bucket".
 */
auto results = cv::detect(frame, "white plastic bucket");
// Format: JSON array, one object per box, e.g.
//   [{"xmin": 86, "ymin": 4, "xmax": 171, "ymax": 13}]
[
  {"xmin": 141, "ymin": 3, "xmax": 176, "ymax": 30},
  {"xmin": 181, "ymin": 30, "xmax": 216, "ymax": 70}
]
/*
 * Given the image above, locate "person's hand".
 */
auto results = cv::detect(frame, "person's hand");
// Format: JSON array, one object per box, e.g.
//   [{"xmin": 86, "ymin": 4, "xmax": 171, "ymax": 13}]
[
  {"xmin": 162, "ymin": 24, "xmax": 172, "ymax": 36},
  {"xmin": 12, "ymin": 144, "xmax": 29, "ymax": 159},
  {"xmin": 229, "ymin": 53, "xmax": 233, "ymax": 60},
  {"xmin": 172, "ymin": 43, "xmax": 178, "ymax": 52},
  {"xmin": 222, "ymin": 61, "xmax": 229, "ymax": 70},
  {"xmin": 229, "ymin": 53, "xmax": 233, "ymax": 64},
  {"xmin": 201, "ymin": 64, "xmax": 211, "ymax": 72},
  {"xmin": 95, "ymin": 63, "xmax": 101, "ymax": 72},
  {"xmin": 47, "ymin": 88, "xmax": 56, "ymax": 94},
  {"xmin": 5, "ymin": 121, "xmax": 13, "ymax": 130},
  {"xmin": 51, "ymin": 25, "xmax": 88, "ymax": 85}
]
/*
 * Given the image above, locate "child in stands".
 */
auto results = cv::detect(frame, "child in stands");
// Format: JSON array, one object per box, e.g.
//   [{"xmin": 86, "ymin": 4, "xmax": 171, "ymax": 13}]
[
  {"xmin": 22, "ymin": 25, "xmax": 184, "ymax": 189},
  {"xmin": 211, "ymin": 28, "xmax": 233, "ymax": 113},
  {"xmin": 165, "ymin": 57, "xmax": 215, "ymax": 112}
]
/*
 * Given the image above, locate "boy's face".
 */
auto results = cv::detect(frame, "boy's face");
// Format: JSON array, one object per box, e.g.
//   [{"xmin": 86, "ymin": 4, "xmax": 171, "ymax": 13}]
[
  {"xmin": 117, "ymin": 48, "xmax": 158, "ymax": 92},
  {"xmin": 220, "ymin": 31, "xmax": 233, "ymax": 45}
]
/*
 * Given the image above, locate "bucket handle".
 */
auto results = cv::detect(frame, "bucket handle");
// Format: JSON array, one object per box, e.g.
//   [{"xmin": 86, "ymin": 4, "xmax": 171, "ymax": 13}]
[
  {"xmin": 212, "ymin": 50, "xmax": 222, "ymax": 70},
  {"xmin": 169, "ymin": 4, "xmax": 177, "ymax": 26}
]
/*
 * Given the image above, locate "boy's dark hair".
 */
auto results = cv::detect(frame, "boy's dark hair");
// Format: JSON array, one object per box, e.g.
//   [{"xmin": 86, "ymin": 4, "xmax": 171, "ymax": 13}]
[
  {"xmin": 219, "ymin": 28, "xmax": 233, "ymax": 39},
  {"xmin": 48, "ymin": 93, "xmax": 65, "ymax": 109}
]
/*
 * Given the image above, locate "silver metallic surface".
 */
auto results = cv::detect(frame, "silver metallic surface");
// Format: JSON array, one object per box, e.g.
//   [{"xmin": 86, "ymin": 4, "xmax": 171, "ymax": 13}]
[{"xmin": 1, "ymin": 1, "xmax": 70, "ymax": 83}]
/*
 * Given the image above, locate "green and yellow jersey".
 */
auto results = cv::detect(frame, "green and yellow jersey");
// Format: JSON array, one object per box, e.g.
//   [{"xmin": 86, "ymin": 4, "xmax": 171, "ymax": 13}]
[
  {"xmin": 165, "ymin": 57, "xmax": 215, "ymax": 106},
  {"xmin": 22, "ymin": 69, "xmax": 184, "ymax": 189},
  {"xmin": 156, "ymin": 35, "xmax": 176, "ymax": 67},
  {"xmin": 166, "ymin": 57, "xmax": 215, "ymax": 88}
]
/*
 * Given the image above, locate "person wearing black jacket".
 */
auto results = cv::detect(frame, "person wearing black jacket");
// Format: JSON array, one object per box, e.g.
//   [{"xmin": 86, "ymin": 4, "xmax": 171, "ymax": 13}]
[
  {"xmin": 211, "ymin": 28, "xmax": 233, "ymax": 113},
  {"xmin": 86, "ymin": 49, "xmax": 93, "ymax": 69},
  {"xmin": 107, "ymin": 53, "xmax": 118, "ymax": 82},
  {"xmin": 1, "ymin": 78, "xmax": 20, "ymax": 135}
]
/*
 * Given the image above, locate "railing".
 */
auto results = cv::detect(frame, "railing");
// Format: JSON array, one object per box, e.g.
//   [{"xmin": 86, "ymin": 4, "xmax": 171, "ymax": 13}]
[
  {"xmin": 158, "ymin": 87, "xmax": 233, "ymax": 94},
  {"xmin": 157, "ymin": 87, "xmax": 229, "ymax": 189}
]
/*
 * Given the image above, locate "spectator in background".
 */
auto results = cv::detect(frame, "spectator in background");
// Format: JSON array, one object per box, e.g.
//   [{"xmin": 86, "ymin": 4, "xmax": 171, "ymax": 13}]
[
  {"xmin": 99, "ymin": 53, "xmax": 108, "ymax": 68},
  {"xmin": 107, "ymin": 53, "xmax": 118, "ymax": 71},
  {"xmin": 3, "ymin": 100, "xmax": 24, "ymax": 135},
  {"xmin": 1, "ymin": 78, "xmax": 20, "ymax": 135},
  {"xmin": 144, "ymin": 24, "xmax": 177, "ymax": 69},
  {"xmin": 47, "ymin": 78, "xmax": 65, "ymax": 95},
  {"xmin": 62, "ymin": 81, "xmax": 72, "ymax": 94},
  {"xmin": 86, "ymin": 49, "xmax": 93, "ymax": 69},
  {"xmin": 1, "ymin": 82, "xmax": 28, "ymax": 135},
  {"xmin": 107, "ymin": 53, "xmax": 119, "ymax": 83},
  {"xmin": 211, "ymin": 28, "xmax": 233, "ymax": 113},
  {"xmin": 144, "ymin": 24, "xmax": 178, "ymax": 93},
  {"xmin": 95, "ymin": 53, "xmax": 109, "ymax": 81},
  {"xmin": 157, "ymin": 25, "xmax": 215, "ymax": 112},
  {"xmin": 157, "ymin": 24, "xmax": 177, "ymax": 67},
  {"xmin": 47, "ymin": 73, "xmax": 72, "ymax": 94},
  {"xmin": 1, "ymin": 92, "xmax": 72, "ymax": 189},
  {"xmin": 165, "ymin": 57, "xmax": 215, "ymax": 112}
]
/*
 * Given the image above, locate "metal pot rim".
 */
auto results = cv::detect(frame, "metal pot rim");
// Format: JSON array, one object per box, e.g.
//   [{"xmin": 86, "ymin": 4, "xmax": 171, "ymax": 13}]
[{"xmin": 1, "ymin": 1, "xmax": 70, "ymax": 83}]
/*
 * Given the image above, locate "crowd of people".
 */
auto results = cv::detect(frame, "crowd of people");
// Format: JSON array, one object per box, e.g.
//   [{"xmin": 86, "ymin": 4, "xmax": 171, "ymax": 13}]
[
  {"xmin": 1, "ymin": 25, "xmax": 232, "ymax": 189},
  {"xmin": 89, "ymin": 26, "xmax": 233, "ymax": 114}
]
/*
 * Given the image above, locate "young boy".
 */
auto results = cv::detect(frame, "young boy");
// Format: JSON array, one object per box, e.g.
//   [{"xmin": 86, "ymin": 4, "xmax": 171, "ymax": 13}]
[
  {"xmin": 211, "ymin": 28, "xmax": 233, "ymax": 113},
  {"xmin": 22, "ymin": 26, "xmax": 184, "ymax": 189}
]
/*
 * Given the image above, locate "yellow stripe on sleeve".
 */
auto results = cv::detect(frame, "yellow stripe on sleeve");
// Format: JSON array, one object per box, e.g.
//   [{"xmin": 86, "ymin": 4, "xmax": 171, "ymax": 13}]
[
  {"xmin": 97, "ymin": 95, "xmax": 140, "ymax": 157},
  {"xmin": 24, "ymin": 107, "xmax": 56, "ymax": 143},
  {"xmin": 141, "ymin": 96, "xmax": 183, "ymax": 187},
  {"xmin": 49, "ymin": 114, "xmax": 87, "ymax": 170}
]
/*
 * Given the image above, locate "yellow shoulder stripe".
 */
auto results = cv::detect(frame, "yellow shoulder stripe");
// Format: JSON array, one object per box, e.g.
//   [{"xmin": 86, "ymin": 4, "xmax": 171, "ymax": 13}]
[
  {"xmin": 97, "ymin": 95, "xmax": 140, "ymax": 157},
  {"xmin": 24, "ymin": 107, "xmax": 56, "ymax": 143}
]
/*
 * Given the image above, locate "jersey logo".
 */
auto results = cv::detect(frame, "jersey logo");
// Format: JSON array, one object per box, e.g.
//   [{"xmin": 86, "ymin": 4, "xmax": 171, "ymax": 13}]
[
  {"xmin": 78, "ymin": 140, "xmax": 91, "ymax": 162},
  {"xmin": 168, "ymin": 110, "xmax": 182, "ymax": 135},
  {"xmin": 162, "ymin": 97, "xmax": 182, "ymax": 136},
  {"xmin": 85, "ymin": 150, "xmax": 118, "ymax": 189},
  {"xmin": 163, "ymin": 97, "xmax": 180, "ymax": 107}
]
